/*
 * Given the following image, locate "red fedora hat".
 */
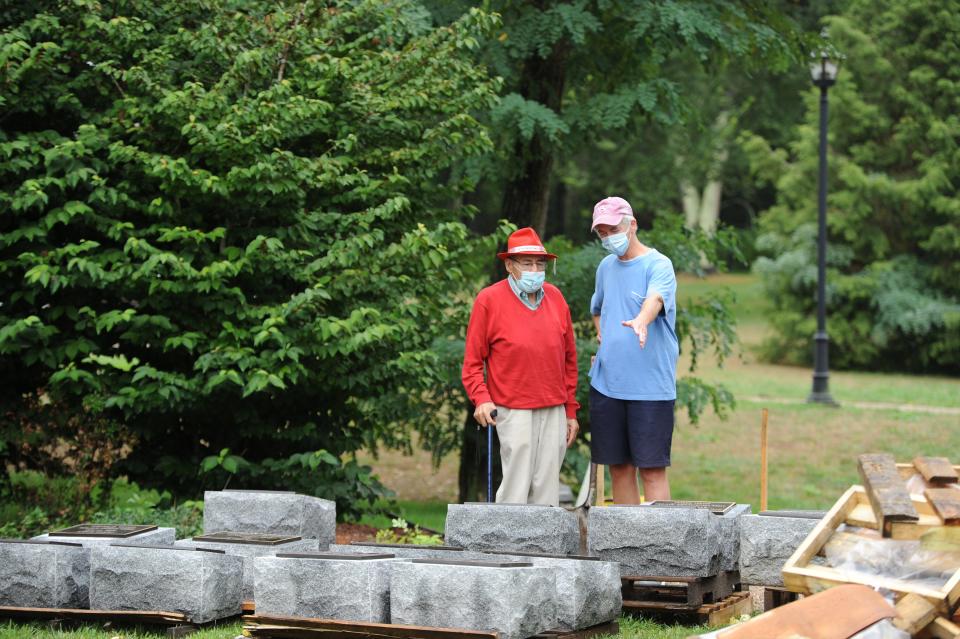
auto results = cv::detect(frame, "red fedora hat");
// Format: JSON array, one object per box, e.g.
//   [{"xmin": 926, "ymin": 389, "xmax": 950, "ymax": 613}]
[{"xmin": 496, "ymin": 227, "xmax": 557, "ymax": 260}]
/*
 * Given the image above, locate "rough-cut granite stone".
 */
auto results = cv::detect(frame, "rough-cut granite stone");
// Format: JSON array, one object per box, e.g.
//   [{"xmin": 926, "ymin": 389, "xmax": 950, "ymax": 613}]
[
  {"xmin": 175, "ymin": 537, "xmax": 318, "ymax": 599},
  {"xmin": 253, "ymin": 554, "xmax": 402, "ymax": 623},
  {"xmin": 203, "ymin": 490, "xmax": 335, "ymax": 548},
  {"xmin": 390, "ymin": 560, "xmax": 557, "ymax": 639},
  {"xmin": 32, "ymin": 527, "xmax": 175, "ymax": 548},
  {"xmin": 0, "ymin": 540, "xmax": 89, "ymax": 608},
  {"xmin": 588, "ymin": 506, "xmax": 721, "ymax": 577},
  {"xmin": 718, "ymin": 504, "xmax": 752, "ymax": 573},
  {"xmin": 445, "ymin": 504, "xmax": 579, "ymax": 555},
  {"xmin": 89, "ymin": 545, "xmax": 243, "ymax": 623},
  {"xmin": 484, "ymin": 552, "xmax": 621, "ymax": 630},
  {"xmin": 739, "ymin": 514, "xmax": 819, "ymax": 587}
]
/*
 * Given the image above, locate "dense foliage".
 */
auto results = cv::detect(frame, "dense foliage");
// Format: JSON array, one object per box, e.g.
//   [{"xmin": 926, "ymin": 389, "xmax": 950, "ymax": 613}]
[
  {"xmin": 746, "ymin": 0, "xmax": 960, "ymax": 372},
  {"xmin": 0, "ymin": 0, "xmax": 501, "ymax": 513}
]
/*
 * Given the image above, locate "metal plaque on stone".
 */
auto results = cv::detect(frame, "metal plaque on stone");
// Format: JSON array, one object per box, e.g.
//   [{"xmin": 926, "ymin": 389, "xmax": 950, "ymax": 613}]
[
  {"xmin": 411, "ymin": 558, "xmax": 533, "ymax": 568},
  {"xmin": 648, "ymin": 500, "xmax": 736, "ymax": 515},
  {"xmin": 481, "ymin": 549, "xmax": 602, "ymax": 561},
  {"xmin": 193, "ymin": 531, "xmax": 302, "ymax": 545},
  {"xmin": 1, "ymin": 538, "xmax": 83, "ymax": 547},
  {"xmin": 48, "ymin": 523, "xmax": 159, "ymax": 538},
  {"xmin": 109, "ymin": 543, "xmax": 225, "ymax": 554},
  {"xmin": 351, "ymin": 541, "xmax": 464, "ymax": 551},
  {"xmin": 275, "ymin": 552, "xmax": 396, "ymax": 560},
  {"xmin": 463, "ymin": 502, "xmax": 550, "ymax": 507},
  {"xmin": 223, "ymin": 489, "xmax": 296, "ymax": 494}
]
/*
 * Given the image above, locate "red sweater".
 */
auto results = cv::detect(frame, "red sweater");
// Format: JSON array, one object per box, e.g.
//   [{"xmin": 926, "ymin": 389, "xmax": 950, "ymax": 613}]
[{"xmin": 461, "ymin": 279, "xmax": 579, "ymax": 418}]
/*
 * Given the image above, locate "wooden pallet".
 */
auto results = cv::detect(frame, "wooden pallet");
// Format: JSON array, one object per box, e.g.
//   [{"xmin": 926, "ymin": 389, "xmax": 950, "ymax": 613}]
[
  {"xmin": 0, "ymin": 606, "xmax": 199, "ymax": 637},
  {"xmin": 622, "ymin": 590, "xmax": 751, "ymax": 626},
  {"xmin": 244, "ymin": 614, "xmax": 617, "ymax": 639},
  {"xmin": 621, "ymin": 570, "xmax": 741, "ymax": 609},
  {"xmin": 761, "ymin": 586, "xmax": 801, "ymax": 611}
]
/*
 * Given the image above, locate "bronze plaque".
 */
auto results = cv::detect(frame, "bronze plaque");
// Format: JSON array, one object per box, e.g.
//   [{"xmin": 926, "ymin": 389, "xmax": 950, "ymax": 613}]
[
  {"xmin": 411, "ymin": 558, "xmax": 533, "ymax": 568},
  {"xmin": 481, "ymin": 549, "xmax": 602, "ymax": 561},
  {"xmin": 48, "ymin": 524, "xmax": 159, "ymax": 538},
  {"xmin": 352, "ymin": 541, "xmax": 463, "ymax": 551},
  {"xmin": 648, "ymin": 500, "xmax": 735, "ymax": 515},
  {"xmin": 463, "ymin": 502, "xmax": 550, "ymax": 507},
  {"xmin": 275, "ymin": 552, "xmax": 396, "ymax": 560},
  {"xmin": 193, "ymin": 531, "xmax": 302, "ymax": 546},
  {"xmin": 110, "ymin": 544, "xmax": 225, "ymax": 554},
  {"xmin": 1, "ymin": 539, "xmax": 82, "ymax": 547},
  {"xmin": 223, "ymin": 489, "xmax": 296, "ymax": 494}
]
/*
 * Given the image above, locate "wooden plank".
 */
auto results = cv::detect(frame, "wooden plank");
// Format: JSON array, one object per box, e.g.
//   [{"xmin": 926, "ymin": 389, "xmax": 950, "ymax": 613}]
[
  {"xmin": 859, "ymin": 454, "xmax": 919, "ymax": 536},
  {"xmin": 704, "ymin": 593, "xmax": 752, "ymax": 627},
  {"xmin": 918, "ymin": 616, "xmax": 960, "ymax": 639},
  {"xmin": 927, "ymin": 488, "xmax": 960, "ymax": 524},
  {"xmin": 783, "ymin": 484, "xmax": 863, "ymax": 587},
  {"xmin": 531, "ymin": 621, "xmax": 619, "ymax": 639},
  {"xmin": 0, "ymin": 606, "xmax": 190, "ymax": 625},
  {"xmin": 915, "ymin": 457, "xmax": 959, "ymax": 484},
  {"xmin": 245, "ymin": 615, "xmax": 499, "ymax": 639},
  {"xmin": 784, "ymin": 564, "xmax": 951, "ymax": 614},
  {"xmin": 893, "ymin": 593, "xmax": 939, "ymax": 634}
]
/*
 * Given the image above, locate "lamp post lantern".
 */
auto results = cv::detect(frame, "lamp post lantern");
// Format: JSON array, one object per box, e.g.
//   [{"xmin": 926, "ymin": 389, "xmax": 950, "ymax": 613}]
[{"xmin": 808, "ymin": 43, "xmax": 840, "ymax": 405}]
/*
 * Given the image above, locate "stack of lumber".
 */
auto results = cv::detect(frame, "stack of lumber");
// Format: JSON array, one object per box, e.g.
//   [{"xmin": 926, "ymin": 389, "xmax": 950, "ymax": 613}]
[{"xmin": 782, "ymin": 454, "xmax": 960, "ymax": 638}]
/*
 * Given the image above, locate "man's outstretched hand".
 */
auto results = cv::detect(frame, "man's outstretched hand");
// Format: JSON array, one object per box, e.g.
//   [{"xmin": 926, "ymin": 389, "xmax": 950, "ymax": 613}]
[{"xmin": 622, "ymin": 316, "xmax": 649, "ymax": 348}]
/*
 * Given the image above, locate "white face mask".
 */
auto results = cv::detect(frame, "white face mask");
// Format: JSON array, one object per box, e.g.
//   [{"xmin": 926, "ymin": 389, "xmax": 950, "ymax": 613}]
[
  {"xmin": 514, "ymin": 270, "xmax": 545, "ymax": 293},
  {"xmin": 602, "ymin": 232, "xmax": 629, "ymax": 256}
]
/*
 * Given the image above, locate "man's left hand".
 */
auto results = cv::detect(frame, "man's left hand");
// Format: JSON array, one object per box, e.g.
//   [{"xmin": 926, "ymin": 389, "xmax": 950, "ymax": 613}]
[
  {"xmin": 621, "ymin": 316, "xmax": 649, "ymax": 348},
  {"xmin": 565, "ymin": 418, "xmax": 579, "ymax": 448}
]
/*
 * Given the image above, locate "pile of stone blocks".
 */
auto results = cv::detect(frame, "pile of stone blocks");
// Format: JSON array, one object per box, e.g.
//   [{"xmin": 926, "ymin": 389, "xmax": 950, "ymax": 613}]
[
  {"xmin": 175, "ymin": 533, "xmax": 318, "ymax": 600},
  {"xmin": 254, "ymin": 552, "xmax": 403, "ymax": 623},
  {"xmin": 738, "ymin": 513, "xmax": 820, "ymax": 587},
  {"xmin": 0, "ymin": 540, "xmax": 90, "ymax": 608},
  {"xmin": 390, "ymin": 559, "xmax": 558, "ymax": 639},
  {"xmin": 445, "ymin": 503, "xmax": 580, "ymax": 555},
  {"xmin": 203, "ymin": 490, "xmax": 336, "ymax": 549},
  {"xmin": 89, "ymin": 544, "xmax": 243, "ymax": 623}
]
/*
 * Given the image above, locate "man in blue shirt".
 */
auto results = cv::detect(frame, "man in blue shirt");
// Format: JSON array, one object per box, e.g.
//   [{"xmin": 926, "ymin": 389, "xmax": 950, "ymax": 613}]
[{"xmin": 588, "ymin": 196, "xmax": 679, "ymax": 504}]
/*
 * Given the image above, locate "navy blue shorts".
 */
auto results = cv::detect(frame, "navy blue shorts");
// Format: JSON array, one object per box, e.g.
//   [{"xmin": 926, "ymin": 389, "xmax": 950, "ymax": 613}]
[{"xmin": 589, "ymin": 386, "xmax": 675, "ymax": 468}]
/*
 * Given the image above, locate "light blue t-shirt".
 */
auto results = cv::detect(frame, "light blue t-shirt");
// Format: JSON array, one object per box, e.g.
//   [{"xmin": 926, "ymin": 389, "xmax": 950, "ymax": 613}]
[{"xmin": 588, "ymin": 249, "xmax": 679, "ymax": 400}]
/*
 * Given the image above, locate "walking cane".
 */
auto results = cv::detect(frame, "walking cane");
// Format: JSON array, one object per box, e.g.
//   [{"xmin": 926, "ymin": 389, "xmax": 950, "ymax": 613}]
[{"xmin": 487, "ymin": 409, "xmax": 497, "ymax": 502}]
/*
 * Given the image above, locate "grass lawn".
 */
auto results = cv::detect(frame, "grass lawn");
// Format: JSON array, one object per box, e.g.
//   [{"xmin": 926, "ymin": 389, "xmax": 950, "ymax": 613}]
[{"xmin": 0, "ymin": 616, "xmax": 712, "ymax": 639}]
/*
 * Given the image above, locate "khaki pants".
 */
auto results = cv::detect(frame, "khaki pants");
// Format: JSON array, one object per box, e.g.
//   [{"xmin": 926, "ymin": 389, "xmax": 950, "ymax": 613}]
[{"xmin": 495, "ymin": 405, "xmax": 566, "ymax": 506}]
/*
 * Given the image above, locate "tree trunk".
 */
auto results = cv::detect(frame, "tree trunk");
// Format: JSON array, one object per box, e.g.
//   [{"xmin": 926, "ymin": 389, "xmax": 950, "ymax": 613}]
[{"xmin": 498, "ymin": 38, "xmax": 567, "ymax": 236}]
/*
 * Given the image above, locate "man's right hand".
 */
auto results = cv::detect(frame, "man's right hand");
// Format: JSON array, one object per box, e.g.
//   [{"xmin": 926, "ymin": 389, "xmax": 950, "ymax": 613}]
[{"xmin": 474, "ymin": 402, "xmax": 498, "ymax": 427}]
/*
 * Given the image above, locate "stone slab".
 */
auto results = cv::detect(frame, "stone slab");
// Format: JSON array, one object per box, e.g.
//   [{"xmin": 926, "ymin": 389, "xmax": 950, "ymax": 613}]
[
  {"xmin": 739, "ymin": 514, "xmax": 819, "ymax": 587},
  {"xmin": 588, "ymin": 506, "xmax": 721, "ymax": 577},
  {"xmin": 89, "ymin": 545, "xmax": 243, "ymax": 623},
  {"xmin": 175, "ymin": 537, "xmax": 318, "ymax": 599},
  {"xmin": 203, "ymin": 491, "xmax": 335, "ymax": 548},
  {"xmin": 484, "ymin": 552, "xmax": 621, "ymax": 630},
  {"xmin": 445, "ymin": 503, "xmax": 579, "ymax": 555},
  {"xmin": 0, "ymin": 541, "xmax": 89, "ymax": 608},
  {"xmin": 390, "ymin": 560, "xmax": 557, "ymax": 639},
  {"xmin": 253, "ymin": 555, "xmax": 403, "ymax": 623},
  {"xmin": 717, "ymin": 504, "xmax": 753, "ymax": 573},
  {"xmin": 32, "ymin": 527, "xmax": 175, "ymax": 548}
]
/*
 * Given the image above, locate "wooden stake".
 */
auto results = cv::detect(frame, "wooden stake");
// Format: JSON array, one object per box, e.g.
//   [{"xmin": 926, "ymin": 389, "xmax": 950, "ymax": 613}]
[
  {"xmin": 596, "ymin": 464, "xmax": 606, "ymax": 507},
  {"xmin": 760, "ymin": 408, "xmax": 769, "ymax": 512}
]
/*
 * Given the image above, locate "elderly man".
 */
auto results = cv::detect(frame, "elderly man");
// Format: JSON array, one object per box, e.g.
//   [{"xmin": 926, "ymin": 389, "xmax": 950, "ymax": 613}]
[
  {"xmin": 461, "ymin": 227, "xmax": 579, "ymax": 506},
  {"xmin": 588, "ymin": 196, "xmax": 679, "ymax": 504}
]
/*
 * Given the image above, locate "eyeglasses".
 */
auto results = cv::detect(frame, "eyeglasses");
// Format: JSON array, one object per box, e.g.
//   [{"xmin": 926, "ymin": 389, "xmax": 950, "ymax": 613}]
[{"xmin": 511, "ymin": 259, "xmax": 548, "ymax": 271}]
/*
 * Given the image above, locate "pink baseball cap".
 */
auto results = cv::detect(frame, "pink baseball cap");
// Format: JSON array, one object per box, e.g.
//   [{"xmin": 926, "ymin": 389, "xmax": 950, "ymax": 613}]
[{"xmin": 591, "ymin": 196, "xmax": 634, "ymax": 231}]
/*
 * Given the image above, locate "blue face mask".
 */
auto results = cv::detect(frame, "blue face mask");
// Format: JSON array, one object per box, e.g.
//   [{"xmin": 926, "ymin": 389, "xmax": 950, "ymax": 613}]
[
  {"xmin": 514, "ymin": 270, "xmax": 545, "ymax": 294},
  {"xmin": 602, "ymin": 232, "xmax": 630, "ymax": 256}
]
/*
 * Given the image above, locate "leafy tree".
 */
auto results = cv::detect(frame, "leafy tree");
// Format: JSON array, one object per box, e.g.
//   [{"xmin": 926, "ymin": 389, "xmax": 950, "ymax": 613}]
[
  {"xmin": 745, "ymin": 0, "xmax": 960, "ymax": 372},
  {"xmin": 0, "ymin": 0, "xmax": 501, "ymax": 515}
]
